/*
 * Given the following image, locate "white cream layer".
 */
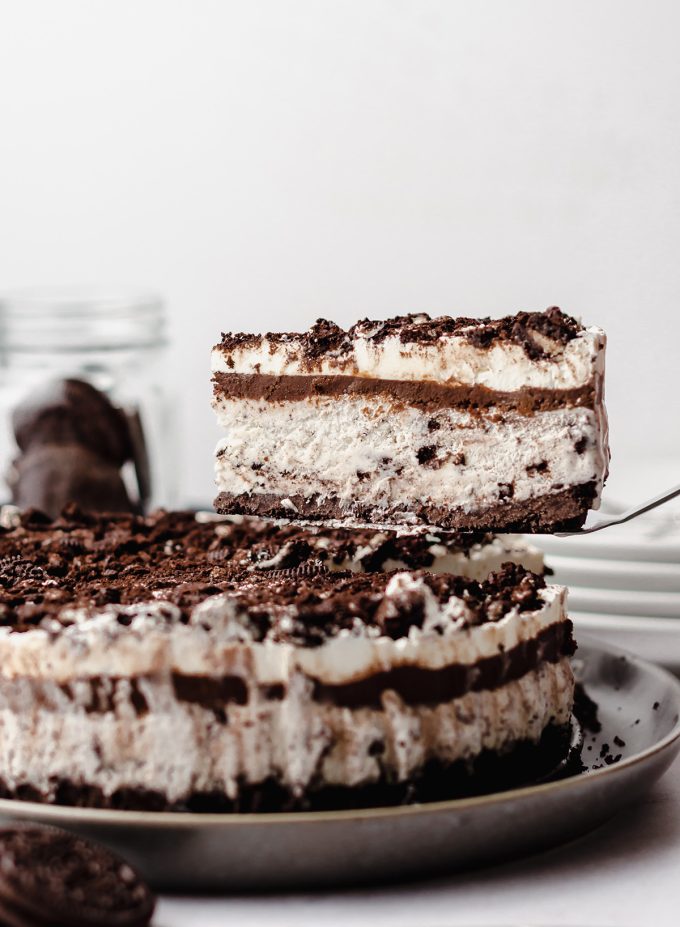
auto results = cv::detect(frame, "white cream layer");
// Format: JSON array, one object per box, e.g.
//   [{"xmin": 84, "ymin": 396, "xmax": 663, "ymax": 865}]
[
  {"xmin": 0, "ymin": 582, "xmax": 566, "ymax": 686},
  {"xmin": 212, "ymin": 323, "xmax": 606, "ymax": 392},
  {"xmin": 0, "ymin": 659, "xmax": 573, "ymax": 800},
  {"xmin": 213, "ymin": 396, "xmax": 606, "ymax": 516}
]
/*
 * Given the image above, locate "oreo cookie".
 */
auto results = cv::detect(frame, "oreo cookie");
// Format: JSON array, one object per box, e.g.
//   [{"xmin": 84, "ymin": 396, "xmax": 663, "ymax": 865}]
[
  {"xmin": 0, "ymin": 826, "xmax": 155, "ymax": 927},
  {"xmin": 7, "ymin": 378, "xmax": 145, "ymax": 517},
  {"xmin": 8, "ymin": 444, "xmax": 134, "ymax": 517},
  {"xmin": 12, "ymin": 379, "xmax": 133, "ymax": 466},
  {"xmin": 264, "ymin": 562, "xmax": 331, "ymax": 579}
]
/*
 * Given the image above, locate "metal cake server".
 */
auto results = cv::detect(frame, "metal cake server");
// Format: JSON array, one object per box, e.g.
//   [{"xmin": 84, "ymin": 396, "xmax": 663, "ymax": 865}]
[{"xmin": 553, "ymin": 482, "xmax": 680, "ymax": 537}]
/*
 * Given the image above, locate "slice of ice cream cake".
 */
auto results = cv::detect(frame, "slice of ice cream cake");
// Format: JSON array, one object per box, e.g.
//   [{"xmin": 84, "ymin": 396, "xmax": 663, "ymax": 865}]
[{"xmin": 211, "ymin": 308, "xmax": 609, "ymax": 532}]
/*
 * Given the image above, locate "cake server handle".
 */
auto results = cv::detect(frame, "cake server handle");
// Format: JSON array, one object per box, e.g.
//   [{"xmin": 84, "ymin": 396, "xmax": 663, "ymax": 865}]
[{"xmin": 553, "ymin": 482, "xmax": 680, "ymax": 537}]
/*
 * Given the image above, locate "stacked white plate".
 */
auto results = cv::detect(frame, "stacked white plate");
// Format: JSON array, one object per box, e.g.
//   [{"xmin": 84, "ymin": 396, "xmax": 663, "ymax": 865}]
[{"xmin": 533, "ymin": 462, "xmax": 680, "ymax": 668}]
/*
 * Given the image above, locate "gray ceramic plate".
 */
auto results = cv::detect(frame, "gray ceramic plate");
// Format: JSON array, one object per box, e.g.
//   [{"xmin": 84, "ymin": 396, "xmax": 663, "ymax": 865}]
[{"xmin": 0, "ymin": 636, "xmax": 678, "ymax": 891}]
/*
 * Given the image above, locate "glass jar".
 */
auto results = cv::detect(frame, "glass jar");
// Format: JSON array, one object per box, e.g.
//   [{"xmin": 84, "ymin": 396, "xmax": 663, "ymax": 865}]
[{"xmin": 0, "ymin": 288, "xmax": 176, "ymax": 515}]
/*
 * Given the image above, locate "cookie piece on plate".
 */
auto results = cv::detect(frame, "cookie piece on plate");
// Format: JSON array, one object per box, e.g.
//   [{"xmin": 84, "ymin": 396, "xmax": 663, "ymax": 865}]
[{"xmin": 0, "ymin": 826, "xmax": 154, "ymax": 927}]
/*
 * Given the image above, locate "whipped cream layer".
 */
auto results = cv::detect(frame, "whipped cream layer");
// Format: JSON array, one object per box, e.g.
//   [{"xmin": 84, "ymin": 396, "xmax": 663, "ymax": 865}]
[
  {"xmin": 213, "ymin": 396, "xmax": 606, "ymax": 520},
  {"xmin": 0, "ymin": 580, "xmax": 567, "ymax": 684},
  {"xmin": 213, "ymin": 313, "xmax": 605, "ymax": 393}
]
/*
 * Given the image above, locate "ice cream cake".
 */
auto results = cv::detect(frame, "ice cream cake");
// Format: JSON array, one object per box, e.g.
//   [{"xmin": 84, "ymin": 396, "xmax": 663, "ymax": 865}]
[{"xmin": 0, "ymin": 508, "xmax": 570, "ymax": 811}]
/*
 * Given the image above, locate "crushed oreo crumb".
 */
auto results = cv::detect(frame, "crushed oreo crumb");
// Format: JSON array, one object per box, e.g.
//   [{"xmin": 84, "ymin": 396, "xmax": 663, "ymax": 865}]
[
  {"xmin": 572, "ymin": 683, "xmax": 602, "ymax": 733},
  {"xmin": 0, "ymin": 509, "xmax": 550, "ymax": 647},
  {"xmin": 0, "ymin": 508, "xmax": 518, "ymax": 637},
  {"xmin": 416, "ymin": 445, "xmax": 437, "ymax": 465},
  {"xmin": 218, "ymin": 308, "xmax": 584, "ymax": 364}
]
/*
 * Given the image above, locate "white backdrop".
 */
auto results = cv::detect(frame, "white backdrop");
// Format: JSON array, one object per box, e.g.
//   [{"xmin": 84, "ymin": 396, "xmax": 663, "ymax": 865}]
[{"xmin": 1, "ymin": 0, "xmax": 678, "ymax": 505}]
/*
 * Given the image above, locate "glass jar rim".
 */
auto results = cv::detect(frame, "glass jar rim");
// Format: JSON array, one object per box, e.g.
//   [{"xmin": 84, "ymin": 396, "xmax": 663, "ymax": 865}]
[{"xmin": 0, "ymin": 287, "xmax": 167, "ymax": 352}]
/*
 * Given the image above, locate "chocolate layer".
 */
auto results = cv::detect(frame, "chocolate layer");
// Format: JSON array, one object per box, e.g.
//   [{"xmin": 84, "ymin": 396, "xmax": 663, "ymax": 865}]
[
  {"xmin": 172, "ymin": 673, "xmax": 248, "ymax": 707},
  {"xmin": 38, "ymin": 619, "xmax": 570, "ymax": 717},
  {"xmin": 58, "ymin": 678, "xmax": 150, "ymax": 716},
  {"xmin": 214, "ymin": 482, "xmax": 597, "ymax": 532},
  {"xmin": 0, "ymin": 721, "xmax": 576, "ymax": 812},
  {"xmin": 314, "ymin": 621, "xmax": 573, "ymax": 708},
  {"xmin": 213, "ymin": 371, "xmax": 596, "ymax": 415},
  {"xmin": 172, "ymin": 620, "xmax": 571, "ymax": 710}
]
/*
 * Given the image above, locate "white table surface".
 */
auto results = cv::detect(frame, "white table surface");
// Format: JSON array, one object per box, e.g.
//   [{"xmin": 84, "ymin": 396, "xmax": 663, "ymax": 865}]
[{"xmin": 158, "ymin": 754, "xmax": 680, "ymax": 927}]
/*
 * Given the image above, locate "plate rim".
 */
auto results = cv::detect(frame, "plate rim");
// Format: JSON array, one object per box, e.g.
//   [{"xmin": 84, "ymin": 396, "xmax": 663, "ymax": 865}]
[
  {"xmin": 544, "ymin": 553, "xmax": 680, "ymax": 577},
  {"xmin": 534, "ymin": 536, "xmax": 680, "ymax": 564},
  {"xmin": 0, "ymin": 636, "xmax": 678, "ymax": 830},
  {"xmin": 566, "ymin": 587, "xmax": 680, "ymax": 619},
  {"xmin": 573, "ymin": 612, "xmax": 680, "ymax": 631}
]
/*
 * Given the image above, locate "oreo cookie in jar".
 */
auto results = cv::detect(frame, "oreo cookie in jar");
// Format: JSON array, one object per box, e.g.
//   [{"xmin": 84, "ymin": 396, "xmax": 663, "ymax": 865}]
[{"xmin": 0, "ymin": 289, "xmax": 176, "ymax": 517}]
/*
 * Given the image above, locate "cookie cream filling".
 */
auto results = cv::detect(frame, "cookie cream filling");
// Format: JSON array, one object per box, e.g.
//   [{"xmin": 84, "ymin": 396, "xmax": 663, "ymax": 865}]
[
  {"xmin": 0, "ymin": 659, "xmax": 572, "ymax": 801},
  {"xmin": 213, "ymin": 396, "xmax": 606, "ymax": 513}
]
